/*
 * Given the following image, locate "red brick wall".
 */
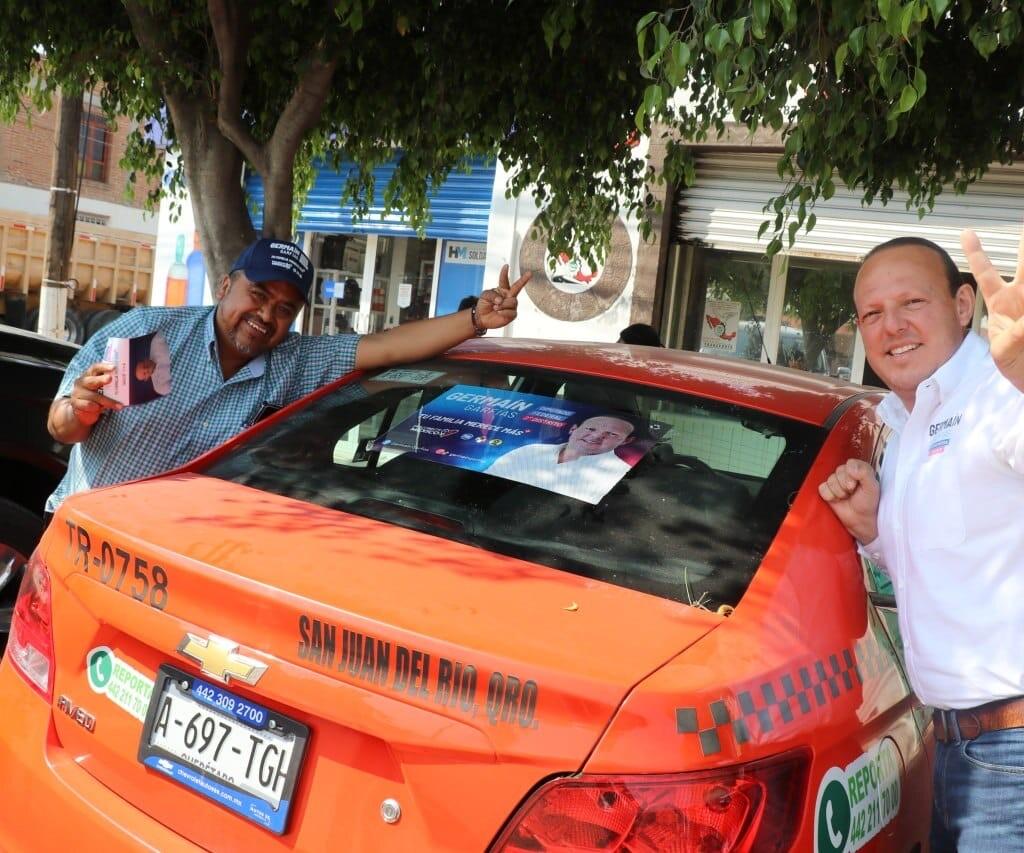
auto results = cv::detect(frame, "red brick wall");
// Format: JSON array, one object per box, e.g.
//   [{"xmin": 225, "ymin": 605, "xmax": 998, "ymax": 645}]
[{"xmin": 0, "ymin": 95, "xmax": 158, "ymax": 209}]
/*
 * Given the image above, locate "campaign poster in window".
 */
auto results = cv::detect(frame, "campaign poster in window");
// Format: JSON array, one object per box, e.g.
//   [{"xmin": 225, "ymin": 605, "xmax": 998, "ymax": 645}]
[
  {"xmin": 371, "ymin": 384, "xmax": 668, "ymax": 503},
  {"xmin": 701, "ymin": 299, "xmax": 742, "ymax": 354}
]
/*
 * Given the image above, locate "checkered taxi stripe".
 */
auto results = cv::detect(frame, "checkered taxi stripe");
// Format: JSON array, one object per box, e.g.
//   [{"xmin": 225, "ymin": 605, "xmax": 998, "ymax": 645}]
[{"xmin": 674, "ymin": 643, "xmax": 889, "ymax": 757}]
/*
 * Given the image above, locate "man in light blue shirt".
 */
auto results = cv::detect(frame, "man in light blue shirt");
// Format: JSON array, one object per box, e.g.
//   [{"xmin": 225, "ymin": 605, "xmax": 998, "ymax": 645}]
[{"xmin": 46, "ymin": 238, "xmax": 528, "ymax": 511}]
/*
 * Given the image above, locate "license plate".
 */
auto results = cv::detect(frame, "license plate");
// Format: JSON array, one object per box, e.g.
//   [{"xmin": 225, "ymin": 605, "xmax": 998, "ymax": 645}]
[{"xmin": 138, "ymin": 665, "xmax": 309, "ymax": 834}]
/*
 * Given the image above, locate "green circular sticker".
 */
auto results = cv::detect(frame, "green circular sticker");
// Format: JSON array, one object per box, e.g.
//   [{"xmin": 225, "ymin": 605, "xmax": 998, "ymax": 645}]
[
  {"xmin": 87, "ymin": 647, "xmax": 114, "ymax": 692},
  {"xmin": 816, "ymin": 774, "xmax": 851, "ymax": 853}
]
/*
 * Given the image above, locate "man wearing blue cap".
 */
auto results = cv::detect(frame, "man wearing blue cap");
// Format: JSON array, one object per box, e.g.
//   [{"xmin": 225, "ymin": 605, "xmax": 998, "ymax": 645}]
[{"xmin": 44, "ymin": 237, "xmax": 529, "ymax": 511}]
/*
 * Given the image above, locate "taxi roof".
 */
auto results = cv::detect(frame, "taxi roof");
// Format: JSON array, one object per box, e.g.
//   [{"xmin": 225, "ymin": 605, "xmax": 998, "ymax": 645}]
[{"xmin": 444, "ymin": 338, "xmax": 884, "ymax": 427}]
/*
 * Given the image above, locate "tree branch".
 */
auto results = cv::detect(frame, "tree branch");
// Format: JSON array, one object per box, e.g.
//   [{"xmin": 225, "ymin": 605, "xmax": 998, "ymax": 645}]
[
  {"xmin": 122, "ymin": 0, "xmax": 187, "ymax": 118},
  {"xmin": 208, "ymin": 0, "xmax": 267, "ymax": 174},
  {"xmin": 266, "ymin": 48, "xmax": 338, "ymax": 169}
]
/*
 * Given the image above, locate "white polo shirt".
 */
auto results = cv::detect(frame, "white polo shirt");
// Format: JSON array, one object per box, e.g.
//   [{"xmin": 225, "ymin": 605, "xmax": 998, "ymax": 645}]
[
  {"xmin": 485, "ymin": 442, "xmax": 631, "ymax": 504},
  {"xmin": 863, "ymin": 332, "xmax": 1024, "ymax": 709}
]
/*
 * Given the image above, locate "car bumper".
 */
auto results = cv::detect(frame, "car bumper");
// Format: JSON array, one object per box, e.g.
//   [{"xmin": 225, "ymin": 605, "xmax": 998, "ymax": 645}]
[{"xmin": 0, "ymin": 655, "xmax": 196, "ymax": 851}]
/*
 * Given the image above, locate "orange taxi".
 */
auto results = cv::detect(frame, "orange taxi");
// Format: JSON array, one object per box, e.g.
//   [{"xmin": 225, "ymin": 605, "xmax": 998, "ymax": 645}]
[{"xmin": 0, "ymin": 341, "xmax": 932, "ymax": 851}]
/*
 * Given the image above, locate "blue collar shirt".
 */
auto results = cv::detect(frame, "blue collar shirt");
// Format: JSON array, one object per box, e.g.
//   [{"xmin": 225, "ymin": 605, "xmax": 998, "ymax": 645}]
[{"xmin": 47, "ymin": 306, "xmax": 359, "ymax": 511}]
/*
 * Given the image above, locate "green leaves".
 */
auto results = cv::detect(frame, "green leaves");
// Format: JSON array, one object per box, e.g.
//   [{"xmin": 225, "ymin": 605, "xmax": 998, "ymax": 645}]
[
  {"xmin": 664, "ymin": 40, "xmax": 691, "ymax": 87},
  {"xmin": 637, "ymin": 82, "xmax": 666, "ymax": 129},
  {"xmin": 897, "ymin": 83, "xmax": 918, "ymax": 113},
  {"xmin": 752, "ymin": 0, "xmax": 769, "ymax": 37},
  {"xmin": 848, "ymin": 25, "xmax": 865, "ymax": 57},
  {"xmin": 834, "ymin": 42, "xmax": 849, "ymax": 78},
  {"xmin": 892, "ymin": 66, "xmax": 927, "ymax": 116},
  {"xmin": 705, "ymin": 23, "xmax": 731, "ymax": 54}
]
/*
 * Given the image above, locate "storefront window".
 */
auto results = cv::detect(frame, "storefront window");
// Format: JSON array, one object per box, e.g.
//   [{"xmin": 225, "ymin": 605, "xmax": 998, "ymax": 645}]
[
  {"xmin": 778, "ymin": 260, "xmax": 857, "ymax": 380},
  {"xmin": 310, "ymin": 234, "xmax": 368, "ymax": 335},
  {"xmin": 688, "ymin": 249, "xmax": 771, "ymax": 362},
  {"xmin": 396, "ymin": 239, "xmax": 437, "ymax": 324}
]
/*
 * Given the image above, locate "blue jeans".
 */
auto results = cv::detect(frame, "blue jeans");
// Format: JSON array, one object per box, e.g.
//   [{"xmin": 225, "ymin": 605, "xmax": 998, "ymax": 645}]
[{"xmin": 931, "ymin": 725, "xmax": 1024, "ymax": 851}]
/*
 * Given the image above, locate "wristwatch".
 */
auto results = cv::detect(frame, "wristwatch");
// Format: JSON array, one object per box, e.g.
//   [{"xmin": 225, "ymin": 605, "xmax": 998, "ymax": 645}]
[{"xmin": 470, "ymin": 305, "xmax": 487, "ymax": 336}]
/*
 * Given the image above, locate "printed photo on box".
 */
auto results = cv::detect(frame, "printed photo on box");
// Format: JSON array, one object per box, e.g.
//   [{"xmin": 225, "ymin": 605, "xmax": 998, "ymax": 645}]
[
  {"xmin": 102, "ymin": 330, "xmax": 171, "ymax": 406},
  {"xmin": 371, "ymin": 384, "xmax": 668, "ymax": 504}
]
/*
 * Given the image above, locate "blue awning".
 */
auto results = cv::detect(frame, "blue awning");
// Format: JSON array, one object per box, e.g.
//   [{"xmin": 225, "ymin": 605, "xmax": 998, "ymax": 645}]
[{"xmin": 245, "ymin": 155, "xmax": 495, "ymax": 243}]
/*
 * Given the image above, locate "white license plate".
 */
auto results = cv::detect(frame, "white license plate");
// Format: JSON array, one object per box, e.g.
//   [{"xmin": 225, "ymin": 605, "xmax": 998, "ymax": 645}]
[{"xmin": 139, "ymin": 665, "xmax": 308, "ymax": 834}]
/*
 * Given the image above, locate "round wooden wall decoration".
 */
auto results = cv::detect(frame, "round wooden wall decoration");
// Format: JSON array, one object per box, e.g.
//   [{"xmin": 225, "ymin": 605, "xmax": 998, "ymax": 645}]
[{"xmin": 518, "ymin": 216, "xmax": 632, "ymax": 322}]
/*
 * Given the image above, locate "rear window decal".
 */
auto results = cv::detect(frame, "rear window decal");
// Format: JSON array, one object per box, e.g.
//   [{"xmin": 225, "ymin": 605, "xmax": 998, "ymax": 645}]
[
  {"xmin": 297, "ymin": 614, "xmax": 539, "ymax": 729},
  {"xmin": 371, "ymin": 384, "xmax": 668, "ymax": 504},
  {"xmin": 86, "ymin": 645, "xmax": 154, "ymax": 722}
]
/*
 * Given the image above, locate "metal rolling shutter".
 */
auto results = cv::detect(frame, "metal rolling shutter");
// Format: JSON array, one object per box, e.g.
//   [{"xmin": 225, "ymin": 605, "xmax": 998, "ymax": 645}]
[
  {"xmin": 675, "ymin": 151, "xmax": 1024, "ymax": 271},
  {"xmin": 245, "ymin": 155, "xmax": 495, "ymax": 242}
]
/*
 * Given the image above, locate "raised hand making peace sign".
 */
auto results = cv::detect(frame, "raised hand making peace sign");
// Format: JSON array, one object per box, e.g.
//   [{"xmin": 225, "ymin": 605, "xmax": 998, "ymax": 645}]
[
  {"xmin": 473, "ymin": 264, "xmax": 532, "ymax": 331},
  {"xmin": 962, "ymin": 224, "xmax": 1024, "ymax": 394}
]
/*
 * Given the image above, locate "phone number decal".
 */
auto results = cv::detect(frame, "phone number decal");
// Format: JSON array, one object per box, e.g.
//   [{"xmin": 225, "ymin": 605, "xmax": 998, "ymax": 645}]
[{"xmin": 65, "ymin": 519, "xmax": 169, "ymax": 610}]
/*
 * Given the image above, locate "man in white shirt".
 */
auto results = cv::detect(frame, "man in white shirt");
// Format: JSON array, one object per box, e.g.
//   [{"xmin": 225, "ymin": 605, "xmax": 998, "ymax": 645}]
[
  {"xmin": 485, "ymin": 414, "xmax": 634, "ymax": 504},
  {"xmin": 819, "ymin": 230, "xmax": 1024, "ymax": 851}
]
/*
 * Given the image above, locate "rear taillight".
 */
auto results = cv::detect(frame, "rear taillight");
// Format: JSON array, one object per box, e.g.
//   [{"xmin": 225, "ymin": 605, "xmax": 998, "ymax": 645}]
[
  {"xmin": 491, "ymin": 750, "xmax": 809, "ymax": 853},
  {"xmin": 7, "ymin": 551, "xmax": 54, "ymax": 700}
]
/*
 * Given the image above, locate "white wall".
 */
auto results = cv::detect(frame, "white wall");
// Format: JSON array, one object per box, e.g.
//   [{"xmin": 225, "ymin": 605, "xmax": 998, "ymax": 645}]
[
  {"xmin": 483, "ymin": 161, "xmax": 639, "ymax": 343},
  {"xmin": 151, "ymin": 152, "xmax": 211, "ymax": 307}
]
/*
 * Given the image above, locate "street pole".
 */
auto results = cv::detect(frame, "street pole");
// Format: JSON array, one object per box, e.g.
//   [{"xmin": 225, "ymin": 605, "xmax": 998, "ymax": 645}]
[{"xmin": 39, "ymin": 88, "xmax": 83, "ymax": 340}]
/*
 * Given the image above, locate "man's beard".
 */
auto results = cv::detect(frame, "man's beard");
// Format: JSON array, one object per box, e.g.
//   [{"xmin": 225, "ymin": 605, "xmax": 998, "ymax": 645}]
[{"xmin": 227, "ymin": 324, "xmax": 257, "ymax": 355}]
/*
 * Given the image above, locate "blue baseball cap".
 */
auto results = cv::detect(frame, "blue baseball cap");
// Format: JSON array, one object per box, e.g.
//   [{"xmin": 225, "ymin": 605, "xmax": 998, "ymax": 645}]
[{"xmin": 230, "ymin": 238, "xmax": 314, "ymax": 301}]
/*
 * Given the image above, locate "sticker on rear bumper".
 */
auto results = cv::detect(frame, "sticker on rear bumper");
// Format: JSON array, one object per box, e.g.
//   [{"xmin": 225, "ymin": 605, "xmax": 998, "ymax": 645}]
[
  {"xmin": 814, "ymin": 738, "xmax": 901, "ymax": 853},
  {"xmin": 86, "ymin": 646, "xmax": 154, "ymax": 722}
]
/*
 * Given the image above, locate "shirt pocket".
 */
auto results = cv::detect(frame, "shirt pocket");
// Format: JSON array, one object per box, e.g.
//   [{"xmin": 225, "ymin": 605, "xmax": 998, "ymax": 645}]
[{"xmin": 913, "ymin": 453, "xmax": 966, "ymax": 550}]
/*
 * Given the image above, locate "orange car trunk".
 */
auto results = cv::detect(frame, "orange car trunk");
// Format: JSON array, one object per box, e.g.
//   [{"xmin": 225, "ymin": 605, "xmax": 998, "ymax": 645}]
[{"xmin": 42, "ymin": 474, "xmax": 720, "ymax": 851}]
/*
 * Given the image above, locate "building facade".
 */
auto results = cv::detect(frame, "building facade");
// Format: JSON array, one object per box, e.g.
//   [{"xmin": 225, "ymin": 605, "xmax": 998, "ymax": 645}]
[
  {"xmin": 245, "ymin": 157, "xmax": 495, "ymax": 336},
  {"xmin": 650, "ymin": 136, "xmax": 1020, "ymax": 387},
  {"xmin": 491, "ymin": 128, "xmax": 1021, "ymax": 387},
  {"xmin": 0, "ymin": 93, "xmax": 160, "ymax": 341}
]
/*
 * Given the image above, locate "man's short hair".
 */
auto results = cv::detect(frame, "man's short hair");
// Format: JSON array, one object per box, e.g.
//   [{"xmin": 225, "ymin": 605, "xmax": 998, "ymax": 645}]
[
  {"xmin": 619, "ymin": 323, "xmax": 663, "ymax": 347},
  {"xmin": 862, "ymin": 237, "xmax": 972, "ymax": 296}
]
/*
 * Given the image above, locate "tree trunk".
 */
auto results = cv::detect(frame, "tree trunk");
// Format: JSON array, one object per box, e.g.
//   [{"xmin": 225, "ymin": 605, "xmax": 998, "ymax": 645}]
[
  {"xmin": 39, "ymin": 90, "xmax": 83, "ymax": 339},
  {"xmin": 165, "ymin": 99, "xmax": 255, "ymax": 291},
  {"xmin": 261, "ymin": 167, "xmax": 296, "ymax": 241},
  {"xmin": 122, "ymin": 0, "xmax": 257, "ymax": 296}
]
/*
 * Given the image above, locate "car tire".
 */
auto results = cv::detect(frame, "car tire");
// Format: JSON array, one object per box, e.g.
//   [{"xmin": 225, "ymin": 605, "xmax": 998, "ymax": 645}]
[
  {"xmin": 84, "ymin": 308, "xmax": 123, "ymax": 342},
  {"xmin": 0, "ymin": 497, "xmax": 44, "ymax": 645},
  {"xmin": 25, "ymin": 306, "xmax": 86, "ymax": 344}
]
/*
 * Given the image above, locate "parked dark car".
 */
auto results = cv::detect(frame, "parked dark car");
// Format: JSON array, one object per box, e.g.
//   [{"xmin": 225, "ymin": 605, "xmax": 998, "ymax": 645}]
[{"xmin": 0, "ymin": 323, "xmax": 75, "ymax": 643}]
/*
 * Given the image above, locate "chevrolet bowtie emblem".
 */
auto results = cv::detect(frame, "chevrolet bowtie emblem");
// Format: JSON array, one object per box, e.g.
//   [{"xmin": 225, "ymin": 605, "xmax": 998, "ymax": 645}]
[{"xmin": 176, "ymin": 634, "xmax": 268, "ymax": 685}]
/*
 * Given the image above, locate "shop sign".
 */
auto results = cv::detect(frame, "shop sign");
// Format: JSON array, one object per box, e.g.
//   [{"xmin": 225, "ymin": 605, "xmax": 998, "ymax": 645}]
[{"xmin": 445, "ymin": 242, "xmax": 487, "ymax": 265}]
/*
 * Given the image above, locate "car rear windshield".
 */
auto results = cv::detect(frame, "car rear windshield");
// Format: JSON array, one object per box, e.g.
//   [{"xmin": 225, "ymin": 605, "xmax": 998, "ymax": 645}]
[{"xmin": 201, "ymin": 361, "xmax": 823, "ymax": 611}]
